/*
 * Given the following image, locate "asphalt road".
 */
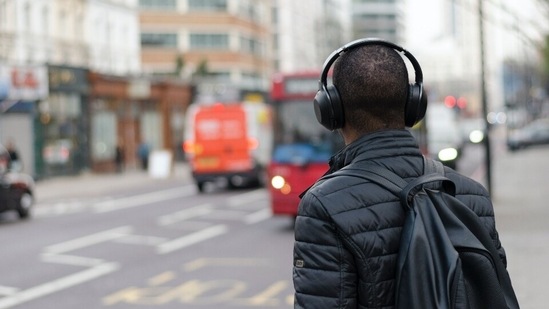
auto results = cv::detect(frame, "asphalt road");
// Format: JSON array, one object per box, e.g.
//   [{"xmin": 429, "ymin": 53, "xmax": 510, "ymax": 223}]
[{"xmin": 0, "ymin": 181, "xmax": 296, "ymax": 309}]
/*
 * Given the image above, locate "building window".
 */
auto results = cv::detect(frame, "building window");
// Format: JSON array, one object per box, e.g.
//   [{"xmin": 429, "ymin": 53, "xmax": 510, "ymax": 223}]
[
  {"xmin": 42, "ymin": 7, "xmax": 49, "ymax": 36},
  {"xmin": 189, "ymin": 33, "xmax": 229, "ymax": 50},
  {"xmin": 1, "ymin": 1, "xmax": 7, "ymax": 28},
  {"xmin": 23, "ymin": 3, "xmax": 30, "ymax": 32},
  {"xmin": 188, "ymin": 0, "xmax": 227, "ymax": 12},
  {"xmin": 141, "ymin": 33, "xmax": 178, "ymax": 47},
  {"xmin": 139, "ymin": 0, "xmax": 176, "ymax": 9},
  {"xmin": 240, "ymin": 36, "xmax": 262, "ymax": 56}
]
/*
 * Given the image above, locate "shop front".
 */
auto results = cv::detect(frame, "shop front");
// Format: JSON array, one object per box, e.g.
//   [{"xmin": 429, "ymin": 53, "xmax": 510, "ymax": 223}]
[
  {"xmin": 0, "ymin": 64, "xmax": 49, "ymax": 178},
  {"xmin": 35, "ymin": 65, "xmax": 90, "ymax": 177},
  {"xmin": 88, "ymin": 73, "xmax": 191, "ymax": 173}
]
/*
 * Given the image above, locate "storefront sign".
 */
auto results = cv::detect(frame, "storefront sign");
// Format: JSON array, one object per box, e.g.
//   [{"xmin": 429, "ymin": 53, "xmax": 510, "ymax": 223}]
[
  {"xmin": 48, "ymin": 66, "xmax": 88, "ymax": 93},
  {"xmin": 0, "ymin": 65, "xmax": 49, "ymax": 100}
]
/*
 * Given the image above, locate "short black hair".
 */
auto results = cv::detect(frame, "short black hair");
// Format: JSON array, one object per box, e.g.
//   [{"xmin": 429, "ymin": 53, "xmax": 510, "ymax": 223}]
[{"xmin": 333, "ymin": 44, "xmax": 409, "ymax": 132}]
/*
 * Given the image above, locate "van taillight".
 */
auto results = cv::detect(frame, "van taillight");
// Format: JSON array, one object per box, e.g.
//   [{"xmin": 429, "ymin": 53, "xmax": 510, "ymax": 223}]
[{"xmin": 183, "ymin": 141, "xmax": 194, "ymax": 154}]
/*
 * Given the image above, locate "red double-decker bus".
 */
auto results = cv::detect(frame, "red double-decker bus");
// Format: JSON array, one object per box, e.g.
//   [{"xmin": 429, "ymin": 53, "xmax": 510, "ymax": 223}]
[{"xmin": 267, "ymin": 72, "xmax": 344, "ymax": 217}]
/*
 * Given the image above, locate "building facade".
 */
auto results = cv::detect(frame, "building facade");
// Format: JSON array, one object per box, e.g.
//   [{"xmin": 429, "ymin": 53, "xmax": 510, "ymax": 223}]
[
  {"xmin": 0, "ymin": 0, "xmax": 190, "ymax": 177},
  {"xmin": 139, "ymin": 0, "xmax": 272, "ymax": 94},
  {"xmin": 350, "ymin": 0, "xmax": 404, "ymax": 44},
  {"xmin": 271, "ymin": 0, "xmax": 350, "ymax": 73}
]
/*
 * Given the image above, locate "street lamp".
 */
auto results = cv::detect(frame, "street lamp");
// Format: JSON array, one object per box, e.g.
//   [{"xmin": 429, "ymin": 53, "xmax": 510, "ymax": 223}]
[{"xmin": 478, "ymin": 0, "xmax": 492, "ymax": 195}]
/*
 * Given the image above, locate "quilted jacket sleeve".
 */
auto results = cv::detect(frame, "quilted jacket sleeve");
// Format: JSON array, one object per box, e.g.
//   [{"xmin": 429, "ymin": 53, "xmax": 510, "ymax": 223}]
[
  {"xmin": 446, "ymin": 168, "xmax": 508, "ymax": 267},
  {"xmin": 293, "ymin": 191, "xmax": 358, "ymax": 309}
]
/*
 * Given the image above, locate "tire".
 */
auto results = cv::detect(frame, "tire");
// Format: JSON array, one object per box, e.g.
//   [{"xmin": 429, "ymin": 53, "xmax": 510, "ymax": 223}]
[{"xmin": 17, "ymin": 192, "xmax": 33, "ymax": 219}]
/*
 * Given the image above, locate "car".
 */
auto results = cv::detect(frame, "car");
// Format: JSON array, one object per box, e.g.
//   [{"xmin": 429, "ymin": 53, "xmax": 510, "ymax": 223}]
[
  {"xmin": 507, "ymin": 118, "xmax": 549, "ymax": 151},
  {"xmin": 425, "ymin": 104, "xmax": 463, "ymax": 169},
  {"xmin": 0, "ymin": 144, "xmax": 34, "ymax": 219},
  {"xmin": 459, "ymin": 117, "xmax": 486, "ymax": 144}
]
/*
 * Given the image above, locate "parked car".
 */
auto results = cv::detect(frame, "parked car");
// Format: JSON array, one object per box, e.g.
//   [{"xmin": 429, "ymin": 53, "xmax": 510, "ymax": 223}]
[
  {"xmin": 0, "ymin": 144, "xmax": 34, "ymax": 219},
  {"xmin": 507, "ymin": 118, "xmax": 549, "ymax": 151}
]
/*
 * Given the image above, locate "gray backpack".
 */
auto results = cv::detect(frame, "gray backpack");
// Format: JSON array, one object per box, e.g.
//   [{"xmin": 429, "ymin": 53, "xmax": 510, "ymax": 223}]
[{"xmin": 335, "ymin": 158, "xmax": 519, "ymax": 308}]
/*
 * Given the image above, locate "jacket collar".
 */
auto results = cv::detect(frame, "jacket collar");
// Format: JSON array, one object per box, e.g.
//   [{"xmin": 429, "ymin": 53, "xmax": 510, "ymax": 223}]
[
  {"xmin": 329, "ymin": 129, "xmax": 419, "ymax": 171},
  {"xmin": 299, "ymin": 129, "xmax": 420, "ymax": 198}
]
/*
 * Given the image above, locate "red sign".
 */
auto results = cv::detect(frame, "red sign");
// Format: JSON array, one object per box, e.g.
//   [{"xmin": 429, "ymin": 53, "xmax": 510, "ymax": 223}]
[{"xmin": 0, "ymin": 65, "xmax": 48, "ymax": 100}]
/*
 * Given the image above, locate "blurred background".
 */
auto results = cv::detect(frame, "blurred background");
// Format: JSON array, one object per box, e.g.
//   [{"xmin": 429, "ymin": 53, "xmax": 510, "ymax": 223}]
[
  {"xmin": 0, "ymin": 1, "xmax": 548, "ymax": 308},
  {"xmin": 1, "ymin": 0, "xmax": 547, "ymax": 180}
]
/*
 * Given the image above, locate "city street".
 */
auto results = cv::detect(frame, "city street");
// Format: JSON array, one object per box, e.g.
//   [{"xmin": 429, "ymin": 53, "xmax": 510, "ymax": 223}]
[
  {"xmin": 0, "ymin": 175, "xmax": 295, "ymax": 309},
  {"xmin": 0, "ymin": 131, "xmax": 546, "ymax": 309}
]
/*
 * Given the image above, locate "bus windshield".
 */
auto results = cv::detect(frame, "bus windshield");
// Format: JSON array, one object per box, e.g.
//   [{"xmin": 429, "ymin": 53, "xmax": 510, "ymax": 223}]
[{"xmin": 272, "ymin": 100, "xmax": 344, "ymax": 164}]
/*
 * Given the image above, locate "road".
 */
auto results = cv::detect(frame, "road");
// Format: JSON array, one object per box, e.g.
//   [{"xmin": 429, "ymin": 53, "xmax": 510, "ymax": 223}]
[
  {"xmin": 0, "ymin": 180, "xmax": 295, "ymax": 308},
  {"xmin": 0, "ymin": 130, "xmax": 541, "ymax": 308}
]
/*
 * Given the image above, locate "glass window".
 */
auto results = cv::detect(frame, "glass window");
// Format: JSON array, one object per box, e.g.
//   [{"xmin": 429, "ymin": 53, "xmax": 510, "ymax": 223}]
[
  {"xmin": 139, "ymin": 0, "xmax": 176, "ymax": 9},
  {"xmin": 272, "ymin": 100, "xmax": 344, "ymax": 163},
  {"xmin": 92, "ymin": 111, "xmax": 116, "ymax": 160},
  {"xmin": 141, "ymin": 111, "xmax": 162, "ymax": 150},
  {"xmin": 189, "ymin": 33, "xmax": 229, "ymax": 50},
  {"xmin": 240, "ymin": 36, "xmax": 263, "ymax": 56},
  {"xmin": 141, "ymin": 33, "xmax": 178, "ymax": 47},
  {"xmin": 188, "ymin": 0, "xmax": 227, "ymax": 11}
]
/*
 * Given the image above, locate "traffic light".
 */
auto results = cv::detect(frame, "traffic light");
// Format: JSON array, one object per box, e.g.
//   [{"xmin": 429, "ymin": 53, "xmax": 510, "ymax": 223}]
[
  {"xmin": 457, "ymin": 97, "xmax": 467, "ymax": 109},
  {"xmin": 444, "ymin": 95, "xmax": 456, "ymax": 108}
]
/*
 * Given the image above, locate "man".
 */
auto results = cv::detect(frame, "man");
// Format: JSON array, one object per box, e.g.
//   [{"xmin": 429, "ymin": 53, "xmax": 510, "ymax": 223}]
[
  {"xmin": 292, "ymin": 39, "xmax": 508, "ymax": 308},
  {"xmin": 5, "ymin": 139, "xmax": 21, "ymax": 170}
]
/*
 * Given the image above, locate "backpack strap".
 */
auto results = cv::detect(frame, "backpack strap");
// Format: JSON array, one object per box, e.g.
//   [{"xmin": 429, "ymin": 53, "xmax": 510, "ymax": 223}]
[
  {"xmin": 423, "ymin": 156, "xmax": 445, "ymax": 176},
  {"xmin": 324, "ymin": 156, "xmax": 455, "ymax": 208}
]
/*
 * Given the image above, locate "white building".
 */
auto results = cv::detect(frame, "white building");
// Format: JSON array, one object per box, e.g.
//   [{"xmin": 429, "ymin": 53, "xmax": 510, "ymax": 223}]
[
  {"xmin": 350, "ymin": 0, "xmax": 405, "ymax": 44},
  {"xmin": 0, "ymin": 0, "xmax": 140, "ymax": 75},
  {"xmin": 0, "ymin": 0, "xmax": 141, "ymax": 177},
  {"xmin": 272, "ymin": 0, "xmax": 350, "ymax": 73},
  {"xmin": 404, "ymin": 0, "xmax": 548, "ymax": 116}
]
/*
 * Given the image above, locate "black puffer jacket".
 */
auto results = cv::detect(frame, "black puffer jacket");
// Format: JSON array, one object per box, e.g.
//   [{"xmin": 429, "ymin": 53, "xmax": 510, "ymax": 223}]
[{"xmin": 293, "ymin": 129, "xmax": 506, "ymax": 309}]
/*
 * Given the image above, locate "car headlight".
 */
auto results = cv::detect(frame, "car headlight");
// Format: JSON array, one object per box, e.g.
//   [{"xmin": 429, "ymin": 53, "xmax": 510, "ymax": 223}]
[
  {"xmin": 271, "ymin": 175, "xmax": 286, "ymax": 189},
  {"xmin": 438, "ymin": 148, "xmax": 458, "ymax": 161},
  {"xmin": 469, "ymin": 130, "xmax": 484, "ymax": 143}
]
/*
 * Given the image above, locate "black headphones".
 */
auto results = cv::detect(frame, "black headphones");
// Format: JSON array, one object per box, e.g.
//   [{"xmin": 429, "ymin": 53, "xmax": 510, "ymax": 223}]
[{"xmin": 313, "ymin": 38, "xmax": 427, "ymax": 130}]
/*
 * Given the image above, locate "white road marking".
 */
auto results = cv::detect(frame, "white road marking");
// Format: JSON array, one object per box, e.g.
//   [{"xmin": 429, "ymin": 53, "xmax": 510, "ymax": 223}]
[
  {"xmin": 157, "ymin": 225, "xmax": 228, "ymax": 254},
  {"xmin": 112, "ymin": 234, "xmax": 167, "ymax": 246},
  {"xmin": 157, "ymin": 204, "xmax": 213, "ymax": 226},
  {"xmin": 44, "ymin": 226, "xmax": 132, "ymax": 254},
  {"xmin": 40, "ymin": 253, "xmax": 105, "ymax": 267},
  {"xmin": 203, "ymin": 209, "xmax": 251, "ymax": 220},
  {"xmin": 94, "ymin": 186, "xmax": 195, "ymax": 213},
  {"xmin": 0, "ymin": 286, "xmax": 19, "ymax": 297},
  {"xmin": 243, "ymin": 208, "xmax": 272, "ymax": 225},
  {"xmin": 0, "ymin": 262, "xmax": 119, "ymax": 309},
  {"xmin": 228, "ymin": 189, "xmax": 267, "ymax": 208}
]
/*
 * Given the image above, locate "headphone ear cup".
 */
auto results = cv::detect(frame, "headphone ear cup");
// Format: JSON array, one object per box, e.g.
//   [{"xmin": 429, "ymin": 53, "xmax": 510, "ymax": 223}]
[
  {"xmin": 327, "ymin": 85, "xmax": 344, "ymax": 130},
  {"xmin": 314, "ymin": 85, "xmax": 344, "ymax": 131},
  {"xmin": 314, "ymin": 87, "xmax": 335, "ymax": 130},
  {"xmin": 404, "ymin": 83, "xmax": 427, "ymax": 127}
]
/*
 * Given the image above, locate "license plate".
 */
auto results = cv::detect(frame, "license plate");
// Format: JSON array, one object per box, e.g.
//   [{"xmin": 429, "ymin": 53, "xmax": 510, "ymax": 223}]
[{"xmin": 196, "ymin": 157, "xmax": 219, "ymax": 168}]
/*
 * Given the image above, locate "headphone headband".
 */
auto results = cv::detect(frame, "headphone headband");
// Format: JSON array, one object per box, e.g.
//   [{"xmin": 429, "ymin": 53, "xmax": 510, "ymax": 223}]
[
  {"xmin": 319, "ymin": 38, "xmax": 423, "ymax": 88},
  {"xmin": 314, "ymin": 38, "xmax": 427, "ymax": 130}
]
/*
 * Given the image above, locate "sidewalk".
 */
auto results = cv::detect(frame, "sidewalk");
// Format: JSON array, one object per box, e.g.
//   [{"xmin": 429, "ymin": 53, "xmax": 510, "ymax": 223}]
[
  {"xmin": 490, "ymin": 145, "xmax": 549, "ymax": 309},
  {"xmin": 34, "ymin": 162, "xmax": 192, "ymax": 202}
]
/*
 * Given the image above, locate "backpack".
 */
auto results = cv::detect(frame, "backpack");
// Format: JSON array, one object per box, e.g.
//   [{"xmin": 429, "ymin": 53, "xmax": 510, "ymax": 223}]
[{"xmin": 337, "ymin": 157, "xmax": 519, "ymax": 309}]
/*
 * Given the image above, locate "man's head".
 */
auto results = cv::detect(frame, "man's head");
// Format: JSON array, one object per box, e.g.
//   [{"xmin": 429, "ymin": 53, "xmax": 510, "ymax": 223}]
[{"xmin": 333, "ymin": 43, "xmax": 409, "ymax": 134}]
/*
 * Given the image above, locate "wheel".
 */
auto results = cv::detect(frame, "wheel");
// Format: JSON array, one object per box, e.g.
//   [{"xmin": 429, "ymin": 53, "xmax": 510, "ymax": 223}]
[{"xmin": 17, "ymin": 191, "xmax": 33, "ymax": 219}]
